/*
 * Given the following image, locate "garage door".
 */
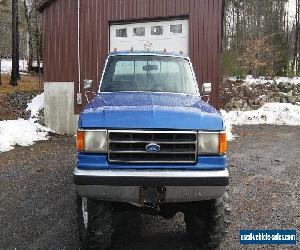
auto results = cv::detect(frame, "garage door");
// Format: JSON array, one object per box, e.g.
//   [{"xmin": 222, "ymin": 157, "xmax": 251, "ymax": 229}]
[{"xmin": 110, "ymin": 19, "xmax": 189, "ymax": 55}]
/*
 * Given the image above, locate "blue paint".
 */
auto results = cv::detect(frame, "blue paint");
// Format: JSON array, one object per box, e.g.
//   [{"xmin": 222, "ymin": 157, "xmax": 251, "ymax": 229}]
[
  {"xmin": 77, "ymin": 153, "xmax": 227, "ymax": 170},
  {"xmin": 78, "ymin": 92, "xmax": 224, "ymax": 131}
]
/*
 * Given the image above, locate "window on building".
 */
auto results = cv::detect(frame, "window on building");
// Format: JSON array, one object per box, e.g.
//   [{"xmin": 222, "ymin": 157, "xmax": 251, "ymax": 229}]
[
  {"xmin": 170, "ymin": 24, "xmax": 183, "ymax": 34},
  {"xmin": 151, "ymin": 26, "xmax": 163, "ymax": 35},
  {"xmin": 116, "ymin": 28, "xmax": 127, "ymax": 37},
  {"xmin": 133, "ymin": 27, "xmax": 145, "ymax": 36}
]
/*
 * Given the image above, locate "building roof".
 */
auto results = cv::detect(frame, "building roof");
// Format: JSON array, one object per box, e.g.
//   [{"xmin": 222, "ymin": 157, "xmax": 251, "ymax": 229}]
[{"xmin": 37, "ymin": 0, "xmax": 56, "ymax": 11}]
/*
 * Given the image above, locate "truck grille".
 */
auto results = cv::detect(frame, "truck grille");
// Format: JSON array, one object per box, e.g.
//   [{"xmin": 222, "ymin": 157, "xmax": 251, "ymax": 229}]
[{"xmin": 108, "ymin": 130, "xmax": 197, "ymax": 163}]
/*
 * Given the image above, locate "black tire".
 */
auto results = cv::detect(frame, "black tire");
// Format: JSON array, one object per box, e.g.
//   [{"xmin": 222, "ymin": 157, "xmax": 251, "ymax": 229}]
[
  {"xmin": 184, "ymin": 192, "xmax": 230, "ymax": 249},
  {"xmin": 77, "ymin": 195, "xmax": 114, "ymax": 249}
]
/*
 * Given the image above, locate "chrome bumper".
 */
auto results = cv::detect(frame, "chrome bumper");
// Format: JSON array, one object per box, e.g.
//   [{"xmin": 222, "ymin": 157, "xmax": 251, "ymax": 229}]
[{"xmin": 74, "ymin": 168, "xmax": 229, "ymax": 203}]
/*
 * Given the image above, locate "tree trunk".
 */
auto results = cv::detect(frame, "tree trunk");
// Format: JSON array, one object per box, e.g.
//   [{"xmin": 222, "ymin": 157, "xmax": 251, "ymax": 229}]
[
  {"xmin": 293, "ymin": 0, "xmax": 300, "ymax": 74},
  {"xmin": 23, "ymin": 0, "xmax": 33, "ymax": 72},
  {"xmin": 34, "ymin": 0, "xmax": 41, "ymax": 70},
  {"xmin": 10, "ymin": 0, "xmax": 20, "ymax": 86},
  {"xmin": 297, "ymin": 0, "xmax": 300, "ymax": 74}
]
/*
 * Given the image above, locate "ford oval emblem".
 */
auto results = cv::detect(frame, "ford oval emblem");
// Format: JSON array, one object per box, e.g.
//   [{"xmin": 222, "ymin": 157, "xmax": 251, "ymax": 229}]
[{"xmin": 145, "ymin": 143, "xmax": 161, "ymax": 153}]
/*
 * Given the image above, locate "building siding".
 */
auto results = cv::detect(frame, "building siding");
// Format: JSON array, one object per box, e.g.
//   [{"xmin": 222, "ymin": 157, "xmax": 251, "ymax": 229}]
[{"xmin": 41, "ymin": 0, "xmax": 222, "ymax": 113}]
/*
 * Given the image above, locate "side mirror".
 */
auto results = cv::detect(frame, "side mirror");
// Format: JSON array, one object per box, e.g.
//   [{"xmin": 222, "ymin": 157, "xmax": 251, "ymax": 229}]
[
  {"xmin": 202, "ymin": 83, "xmax": 212, "ymax": 96},
  {"xmin": 84, "ymin": 79, "xmax": 93, "ymax": 90}
]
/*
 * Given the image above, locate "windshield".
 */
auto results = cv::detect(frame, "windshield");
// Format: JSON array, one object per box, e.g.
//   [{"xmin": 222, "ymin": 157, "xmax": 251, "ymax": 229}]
[{"xmin": 100, "ymin": 55, "xmax": 199, "ymax": 95}]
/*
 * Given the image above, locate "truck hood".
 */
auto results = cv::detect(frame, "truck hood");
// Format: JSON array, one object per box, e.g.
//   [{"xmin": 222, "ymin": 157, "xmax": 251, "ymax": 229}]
[{"xmin": 79, "ymin": 92, "xmax": 224, "ymax": 130}]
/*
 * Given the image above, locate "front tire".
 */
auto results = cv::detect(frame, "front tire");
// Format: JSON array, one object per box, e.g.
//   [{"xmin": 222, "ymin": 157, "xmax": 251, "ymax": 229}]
[
  {"xmin": 77, "ymin": 195, "xmax": 114, "ymax": 249},
  {"xmin": 184, "ymin": 192, "xmax": 230, "ymax": 249}
]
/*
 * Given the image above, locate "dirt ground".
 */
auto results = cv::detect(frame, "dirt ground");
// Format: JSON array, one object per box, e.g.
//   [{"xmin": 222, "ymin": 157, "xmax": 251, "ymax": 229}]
[
  {"xmin": 0, "ymin": 125, "xmax": 299, "ymax": 249},
  {"xmin": 0, "ymin": 74, "xmax": 41, "ymax": 95},
  {"xmin": 0, "ymin": 73, "xmax": 42, "ymax": 120}
]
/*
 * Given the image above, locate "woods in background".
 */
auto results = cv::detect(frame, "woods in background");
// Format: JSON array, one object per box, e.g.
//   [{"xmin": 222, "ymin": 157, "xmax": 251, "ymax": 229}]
[
  {"xmin": 23, "ymin": 0, "xmax": 42, "ymax": 72},
  {"xmin": 0, "ymin": 0, "xmax": 299, "ymax": 82},
  {"xmin": 222, "ymin": 0, "xmax": 299, "ymax": 78},
  {"xmin": 0, "ymin": 0, "xmax": 42, "ymax": 76}
]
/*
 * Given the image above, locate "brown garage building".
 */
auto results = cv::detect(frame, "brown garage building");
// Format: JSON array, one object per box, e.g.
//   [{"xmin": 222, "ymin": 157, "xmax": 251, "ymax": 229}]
[{"xmin": 38, "ymin": 0, "xmax": 224, "ymax": 134}]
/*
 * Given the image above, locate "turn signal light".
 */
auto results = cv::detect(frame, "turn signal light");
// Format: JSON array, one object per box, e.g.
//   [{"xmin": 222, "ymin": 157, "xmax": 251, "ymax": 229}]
[
  {"xmin": 77, "ymin": 131, "xmax": 85, "ymax": 151},
  {"xmin": 219, "ymin": 132, "xmax": 227, "ymax": 155}
]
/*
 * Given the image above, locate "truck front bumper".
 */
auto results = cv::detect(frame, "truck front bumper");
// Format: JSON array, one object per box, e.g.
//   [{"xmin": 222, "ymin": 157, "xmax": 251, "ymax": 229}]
[{"xmin": 74, "ymin": 168, "xmax": 229, "ymax": 203}]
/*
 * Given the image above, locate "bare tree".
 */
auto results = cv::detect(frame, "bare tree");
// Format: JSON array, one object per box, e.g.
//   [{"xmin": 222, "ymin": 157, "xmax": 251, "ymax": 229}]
[
  {"xmin": 21, "ymin": 0, "xmax": 42, "ymax": 73},
  {"xmin": 10, "ymin": 0, "xmax": 20, "ymax": 86},
  {"xmin": 34, "ymin": 0, "xmax": 42, "ymax": 70},
  {"xmin": 23, "ymin": 0, "xmax": 33, "ymax": 72},
  {"xmin": 0, "ymin": 0, "xmax": 8, "ymax": 8},
  {"xmin": 297, "ymin": 0, "xmax": 300, "ymax": 74},
  {"xmin": 222, "ymin": 0, "xmax": 292, "ymax": 77}
]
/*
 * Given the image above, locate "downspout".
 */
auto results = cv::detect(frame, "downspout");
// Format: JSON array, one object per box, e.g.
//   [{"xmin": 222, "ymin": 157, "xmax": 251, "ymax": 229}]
[{"xmin": 77, "ymin": 0, "xmax": 82, "ymax": 104}]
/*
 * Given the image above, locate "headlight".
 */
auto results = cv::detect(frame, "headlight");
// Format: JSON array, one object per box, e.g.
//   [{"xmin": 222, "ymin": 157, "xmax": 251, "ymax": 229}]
[
  {"xmin": 77, "ymin": 130, "xmax": 107, "ymax": 153},
  {"xmin": 198, "ymin": 131, "xmax": 227, "ymax": 155}
]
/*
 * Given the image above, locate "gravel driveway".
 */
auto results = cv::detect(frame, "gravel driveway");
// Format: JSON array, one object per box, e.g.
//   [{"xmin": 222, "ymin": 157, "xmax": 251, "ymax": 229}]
[{"xmin": 0, "ymin": 125, "xmax": 299, "ymax": 249}]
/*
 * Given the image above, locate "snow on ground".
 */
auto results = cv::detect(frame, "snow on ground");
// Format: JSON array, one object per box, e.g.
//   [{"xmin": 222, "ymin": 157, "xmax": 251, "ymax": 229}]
[
  {"xmin": 221, "ymin": 110, "xmax": 236, "ymax": 141},
  {"xmin": 0, "ymin": 93, "xmax": 51, "ymax": 153},
  {"xmin": 0, "ymin": 119, "xmax": 49, "ymax": 152},
  {"xmin": 275, "ymin": 76, "xmax": 300, "ymax": 85},
  {"xmin": 26, "ymin": 93, "xmax": 44, "ymax": 122},
  {"xmin": 228, "ymin": 75, "xmax": 300, "ymax": 86},
  {"xmin": 1, "ymin": 59, "xmax": 28, "ymax": 73},
  {"xmin": 222, "ymin": 103, "xmax": 300, "ymax": 141}
]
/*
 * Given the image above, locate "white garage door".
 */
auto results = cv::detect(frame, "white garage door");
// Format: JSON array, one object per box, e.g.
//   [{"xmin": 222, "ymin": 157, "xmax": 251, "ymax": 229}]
[{"xmin": 110, "ymin": 19, "xmax": 189, "ymax": 55}]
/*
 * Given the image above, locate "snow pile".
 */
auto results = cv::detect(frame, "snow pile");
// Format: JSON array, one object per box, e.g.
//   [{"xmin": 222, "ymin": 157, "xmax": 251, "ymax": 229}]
[
  {"xmin": 222, "ymin": 103, "xmax": 300, "ymax": 141},
  {"xmin": 0, "ymin": 120, "xmax": 49, "ymax": 152},
  {"xmin": 1, "ymin": 59, "xmax": 28, "ymax": 73},
  {"xmin": 26, "ymin": 93, "xmax": 44, "ymax": 121},
  {"xmin": 0, "ymin": 93, "xmax": 50, "ymax": 153},
  {"xmin": 222, "ymin": 103, "xmax": 300, "ymax": 127},
  {"xmin": 229, "ymin": 75, "xmax": 300, "ymax": 86},
  {"xmin": 221, "ymin": 110, "xmax": 236, "ymax": 141},
  {"xmin": 228, "ymin": 75, "xmax": 300, "ymax": 86},
  {"xmin": 244, "ymin": 75, "xmax": 273, "ymax": 85},
  {"xmin": 276, "ymin": 77, "xmax": 300, "ymax": 85}
]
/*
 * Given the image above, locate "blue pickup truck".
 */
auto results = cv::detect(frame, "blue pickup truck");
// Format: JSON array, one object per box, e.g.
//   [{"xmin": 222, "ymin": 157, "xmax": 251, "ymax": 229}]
[{"xmin": 74, "ymin": 51, "xmax": 229, "ymax": 249}]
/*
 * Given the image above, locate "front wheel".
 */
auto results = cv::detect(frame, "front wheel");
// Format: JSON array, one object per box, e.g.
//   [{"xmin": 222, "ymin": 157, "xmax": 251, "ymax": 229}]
[
  {"xmin": 184, "ymin": 192, "xmax": 230, "ymax": 249},
  {"xmin": 76, "ymin": 195, "xmax": 114, "ymax": 249}
]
